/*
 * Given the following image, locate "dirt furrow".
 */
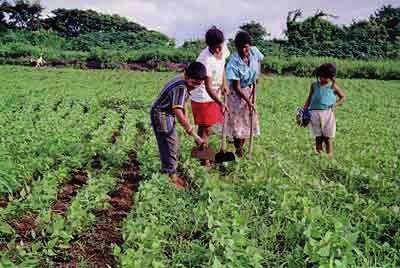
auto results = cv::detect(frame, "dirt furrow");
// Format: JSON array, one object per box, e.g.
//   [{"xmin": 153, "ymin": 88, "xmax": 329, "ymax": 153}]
[
  {"xmin": 54, "ymin": 152, "xmax": 141, "ymax": 268},
  {"xmin": 52, "ymin": 170, "xmax": 89, "ymax": 215}
]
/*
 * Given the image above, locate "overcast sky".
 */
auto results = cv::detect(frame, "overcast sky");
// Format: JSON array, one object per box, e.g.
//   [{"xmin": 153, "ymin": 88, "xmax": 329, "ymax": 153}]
[{"xmin": 41, "ymin": 0, "xmax": 399, "ymax": 44}]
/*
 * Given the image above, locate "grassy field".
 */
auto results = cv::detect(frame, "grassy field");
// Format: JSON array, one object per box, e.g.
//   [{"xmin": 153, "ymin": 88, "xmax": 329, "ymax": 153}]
[{"xmin": 0, "ymin": 65, "xmax": 399, "ymax": 267}]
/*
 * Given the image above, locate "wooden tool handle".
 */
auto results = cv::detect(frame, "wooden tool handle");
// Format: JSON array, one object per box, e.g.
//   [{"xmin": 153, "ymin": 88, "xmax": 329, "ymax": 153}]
[
  {"xmin": 221, "ymin": 92, "xmax": 228, "ymax": 152},
  {"xmin": 248, "ymin": 84, "xmax": 256, "ymax": 160}
]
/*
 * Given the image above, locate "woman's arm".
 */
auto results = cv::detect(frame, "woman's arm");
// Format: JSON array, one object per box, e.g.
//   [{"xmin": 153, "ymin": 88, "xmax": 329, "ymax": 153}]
[
  {"xmin": 232, "ymin": 80, "xmax": 255, "ymax": 111},
  {"xmin": 204, "ymin": 77, "xmax": 228, "ymax": 113},
  {"xmin": 222, "ymin": 71, "xmax": 229, "ymax": 95},
  {"xmin": 304, "ymin": 83, "xmax": 314, "ymax": 108},
  {"xmin": 204, "ymin": 77, "xmax": 223, "ymax": 106},
  {"xmin": 332, "ymin": 80, "xmax": 347, "ymax": 107}
]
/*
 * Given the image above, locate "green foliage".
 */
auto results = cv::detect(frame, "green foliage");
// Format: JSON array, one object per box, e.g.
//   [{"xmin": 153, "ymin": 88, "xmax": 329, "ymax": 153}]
[
  {"xmin": 0, "ymin": 67, "xmax": 399, "ymax": 266},
  {"xmin": 0, "ymin": 5, "xmax": 399, "ymax": 80},
  {"xmin": 42, "ymin": 8, "xmax": 145, "ymax": 37},
  {"xmin": 180, "ymin": 39, "xmax": 206, "ymax": 54},
  {"xmin": 263, "ymin": 56, "xmax": 400, "ymax": 80},
  {"xmin": 67, "ymin": 31, "xmax": 174, "ymax": 51},
  {"xmin": 283, "ymin": 6, "xmax": 400, "ymax": 59},
  {"xmin": 0, "ymin": 0, "xmax": 43, "ymax": 30},
  {"xmin": 0, "ymin": 30, "xmax": 66, "ymax": 49},
  {"xmin": 239, "ymin": 21, "xmax": 270, "ymax": 44},
  {"xmin": 372, "ymin": 5, "xmax": 400, "ymax": 42}
]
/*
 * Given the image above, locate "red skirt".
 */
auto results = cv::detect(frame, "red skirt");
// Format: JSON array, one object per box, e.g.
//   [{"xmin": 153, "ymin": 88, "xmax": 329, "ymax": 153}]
[{"xmin": 191, "ymin": 101, "xmax": 223, "ymax": 126}]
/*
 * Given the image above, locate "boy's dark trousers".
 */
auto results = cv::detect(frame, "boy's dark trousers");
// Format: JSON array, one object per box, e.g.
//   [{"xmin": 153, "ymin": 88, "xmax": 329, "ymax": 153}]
[{"xmin": 150, "ymin": 113, "xmax": 179, "ymax": 174}]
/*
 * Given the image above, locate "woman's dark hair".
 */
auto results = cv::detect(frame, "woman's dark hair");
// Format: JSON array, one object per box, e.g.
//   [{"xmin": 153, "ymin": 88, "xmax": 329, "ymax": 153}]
[
  {"xmin": 315, "ymin": 63, "xmax": 337, "ymax": 79},
  {"xmin": 185, "ymin": 61, "xmax": 207, "ymax": 80},
  {"xmin": 205, "ymin": 26, "xmax": 224, "ymax": 48},
  {"xmin": 234, "ymin": 31, "xmax": 252, "ymax": 49}
]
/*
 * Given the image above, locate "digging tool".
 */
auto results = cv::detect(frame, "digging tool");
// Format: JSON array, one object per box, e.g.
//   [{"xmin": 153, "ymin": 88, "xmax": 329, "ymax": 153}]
[
  {"xmin": 248, "ymin": 84, "xmax": 256, "ymax": 160},
  {"xmin": 215, "ymin": 92, "xmax": 235, "ymax": 163}
]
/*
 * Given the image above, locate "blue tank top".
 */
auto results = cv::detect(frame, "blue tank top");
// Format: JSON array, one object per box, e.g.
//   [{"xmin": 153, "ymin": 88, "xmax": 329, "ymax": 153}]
[{"xmin": 309, "ymin": 81, "xmax": 336, "ymax": 110}]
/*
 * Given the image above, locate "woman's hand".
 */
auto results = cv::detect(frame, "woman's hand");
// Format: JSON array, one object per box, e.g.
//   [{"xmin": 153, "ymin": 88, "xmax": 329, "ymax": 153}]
[
  {"xmin": 246, "ymin": 99, "xmax": 256, "ymax": 112},
  {"xmin": 185, "ymin": 125, "xmax": 194, "ymax": 136},
  {"xmin": 222, "ymin": 86, "xmax": 230, "ymax": 95},
  {"xmin": 220, "ymin": 103, "xmax": 229, "ymax": 113}
]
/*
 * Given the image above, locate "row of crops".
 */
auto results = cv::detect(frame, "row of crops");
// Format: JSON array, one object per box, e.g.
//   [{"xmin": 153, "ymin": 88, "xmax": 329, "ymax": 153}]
[{"xmin": 0, "ymin": 65, "xmax": 399, "ymax": 267}]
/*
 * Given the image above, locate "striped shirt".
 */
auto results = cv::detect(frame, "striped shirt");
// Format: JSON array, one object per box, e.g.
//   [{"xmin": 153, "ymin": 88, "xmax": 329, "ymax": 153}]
[{"xmin": 150, "ymin": 75, "xmax": 188, "ymax": 133}]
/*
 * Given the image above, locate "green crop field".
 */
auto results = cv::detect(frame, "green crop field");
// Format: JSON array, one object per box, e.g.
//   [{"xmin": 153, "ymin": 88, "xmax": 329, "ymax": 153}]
[{"xmin": 0, "ymin": 65, "xmax": 399, "ymax": 267}]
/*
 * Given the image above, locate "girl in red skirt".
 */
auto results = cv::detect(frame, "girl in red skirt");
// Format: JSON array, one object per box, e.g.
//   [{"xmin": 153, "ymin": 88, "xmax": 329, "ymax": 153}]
[{"xmin": 190, "ymin": 26, "xmax": 230, "ymax": 165}]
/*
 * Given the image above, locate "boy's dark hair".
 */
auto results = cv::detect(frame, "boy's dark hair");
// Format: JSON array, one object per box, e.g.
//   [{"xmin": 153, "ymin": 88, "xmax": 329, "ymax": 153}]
[
  {"xmin": 235, "ymin": 31, "xmax": 252, "ymax": 49},
  {"xmin": 205, "ymin": 26, "xmax": 224, "ymax": 48},
  {"xmin": 185, "ymin": 62, "xmax": 207, "ymax": 80},
  {"xmin": 315, "ymin": 63, "xmax": 337, "ymax": 79}
]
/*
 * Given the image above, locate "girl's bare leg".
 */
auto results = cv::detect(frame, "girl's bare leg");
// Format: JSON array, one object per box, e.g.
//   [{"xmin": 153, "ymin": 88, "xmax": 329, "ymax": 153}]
[
  {"xmin": 324, "ymin": 137, "xmax": 334, "ymax": 159},
  {"xmin": 315, "ymin": 136, "xmax": 324, "ymax": 154}
]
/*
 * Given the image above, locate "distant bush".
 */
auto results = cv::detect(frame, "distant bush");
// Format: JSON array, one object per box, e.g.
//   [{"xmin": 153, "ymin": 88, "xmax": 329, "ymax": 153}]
[
  {"xmin": 0, "ymin": 38, "xmax": 399, "ymax": 80},
  {"xmin": 263, "ymin": 56, "xmax": 400, "ymax": 80}
]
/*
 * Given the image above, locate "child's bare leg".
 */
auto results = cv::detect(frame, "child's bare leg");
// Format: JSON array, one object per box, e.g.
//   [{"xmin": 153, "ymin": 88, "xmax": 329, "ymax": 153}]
[
  {"xmin": 315, "ymin": 136, "xmax": 324, "ymax": 154},
  {"xmin": 198, "ymin": 126, "xmax": 211, "ymax": 166},
  {"xmin": 324, "ymin": 137, "xmax": 334, "ymax": 158},
  {"xmin": 198, "ymin": 126, "xmax": 210, "ymax": 147}
]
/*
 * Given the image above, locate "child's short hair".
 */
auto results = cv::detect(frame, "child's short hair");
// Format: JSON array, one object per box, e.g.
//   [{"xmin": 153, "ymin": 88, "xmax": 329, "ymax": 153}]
[
  {"xmin": 315, "ymin": 63, "xmax": 337, "ymax": 79},
  {"xmin": 185, "ymin": 62, "xmax": 207, "ymax": 80},
  {"xmin": 234, "ymin": 31, "xmax": 252, "ymax": 49},
  {"xmin": 205, "ymin": 26, "xmax": 224, "ymax": 48}
]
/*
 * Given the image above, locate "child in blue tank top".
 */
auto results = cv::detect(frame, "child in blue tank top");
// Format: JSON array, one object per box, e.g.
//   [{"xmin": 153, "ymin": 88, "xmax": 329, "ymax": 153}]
[{"xmin": 304, "ymin": 63, "xmax": 347, "ymax": 158}]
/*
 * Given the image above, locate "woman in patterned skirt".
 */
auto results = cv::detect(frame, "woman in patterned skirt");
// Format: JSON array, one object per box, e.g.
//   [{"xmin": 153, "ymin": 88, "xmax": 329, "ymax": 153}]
[{"xmin": 225, "ymin": 31, "xmax": 264, "ymax": 157}]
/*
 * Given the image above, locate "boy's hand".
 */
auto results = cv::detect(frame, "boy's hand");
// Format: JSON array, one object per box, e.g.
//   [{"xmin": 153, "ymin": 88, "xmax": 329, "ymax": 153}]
[
  {"xmin": 191, "ymin": 132, "xmax": 205, "ymax": 145},
  {"xmin": 185, "ymin": 125, "xmax": 194, "ymax": 136}
]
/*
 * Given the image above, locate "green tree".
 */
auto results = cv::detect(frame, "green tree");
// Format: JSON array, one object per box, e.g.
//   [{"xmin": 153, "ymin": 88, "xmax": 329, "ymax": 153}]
[
  {"xmin": 286, "ymin": 9, "xmax": 344, "ymax": 48},
  {"xmin": 372, "ymin": 5, "xmax": 400, "ymax": 43},
  {"xmin": 239, "ymin": 21, "xmax": 269, "ymax": 44},
  {"xmin": 43, "ymin": 8, "xmax": 146, "ymax": 37},
  {"xmin": 2, "ymin": 0, "xmax": 43, "ymax": 30},
  {"xmin": 0, "ymin": 1, "xmax": 8, "ymax": 31},
  {"xmin": 180, "ymin": 39, "xmax": 205, "ymax": 53}
]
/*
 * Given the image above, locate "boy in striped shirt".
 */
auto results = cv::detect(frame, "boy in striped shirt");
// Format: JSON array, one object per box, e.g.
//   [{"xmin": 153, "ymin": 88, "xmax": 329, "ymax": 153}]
[{"xmin": 150, "ymin": 62, "xmax": 206, "ymax": 188}]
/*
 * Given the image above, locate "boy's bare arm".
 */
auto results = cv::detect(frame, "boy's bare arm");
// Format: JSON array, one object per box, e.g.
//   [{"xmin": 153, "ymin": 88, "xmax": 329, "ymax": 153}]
[
  {"xmin": 304, "ymin": 83, "xmax": 314, "ymax": 108},
  {"xmin": 333, "ymin": 82, "xmax": 347, "ymax": 107},
  {"xmin": 173, "ymin": 108, "xmax": 204, "ymax": 144},
  {"xmin": 173, "ymin": 108, "xmax": 193, "ymax": 135}
]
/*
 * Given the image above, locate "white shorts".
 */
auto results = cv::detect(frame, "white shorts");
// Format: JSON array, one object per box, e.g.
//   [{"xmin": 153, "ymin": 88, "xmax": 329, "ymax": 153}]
[{"xmin": 309, "ymin": 109, "xmax": 336, "ymax": 138}]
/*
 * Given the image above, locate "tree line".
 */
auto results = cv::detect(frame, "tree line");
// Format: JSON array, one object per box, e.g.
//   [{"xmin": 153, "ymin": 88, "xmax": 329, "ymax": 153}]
[{"xmin": 0, "ymin": 0, "xmax": 399, "ymax": 59}]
